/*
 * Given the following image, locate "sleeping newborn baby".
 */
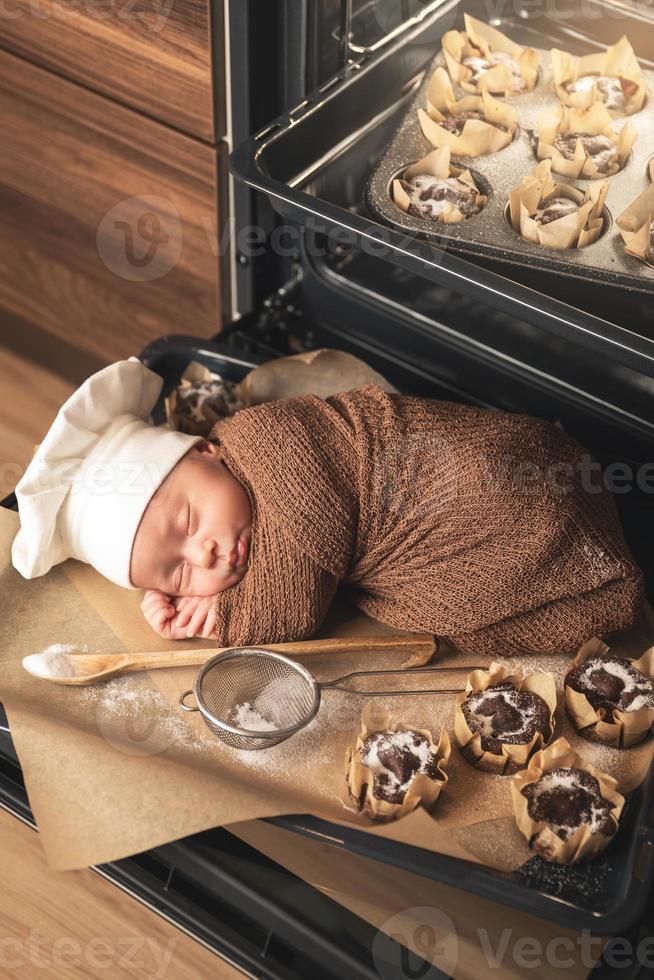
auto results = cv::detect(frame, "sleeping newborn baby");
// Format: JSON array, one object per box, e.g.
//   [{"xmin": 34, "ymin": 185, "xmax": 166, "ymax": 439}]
[
  {"xmin": 13, "ymin": 358, "xmax": 644, "ymax": 656},
  {"xmin": 130, "ymin": 437, "xmax": 252, "ymax": 640}
]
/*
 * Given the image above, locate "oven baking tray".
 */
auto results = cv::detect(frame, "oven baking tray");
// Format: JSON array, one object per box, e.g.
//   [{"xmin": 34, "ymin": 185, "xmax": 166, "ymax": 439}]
[
  {"xmin": 365, "ymin": 47, "xmax": 654, "ymax": 293},
  {"xmin": 136, "ymin": 333, "xmax": 654, "ymax": 935}
]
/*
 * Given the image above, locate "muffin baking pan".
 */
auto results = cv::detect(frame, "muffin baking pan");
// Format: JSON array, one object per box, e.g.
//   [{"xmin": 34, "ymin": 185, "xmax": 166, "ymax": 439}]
[{"xmin": 366, "ymin": 47, "xmax": 654, "ymax": 292}]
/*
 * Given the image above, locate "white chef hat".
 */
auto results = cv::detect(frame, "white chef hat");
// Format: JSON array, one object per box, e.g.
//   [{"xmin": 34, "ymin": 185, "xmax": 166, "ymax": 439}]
[{"xmin": 12, "ymin": 357, "xmax": 202, "ymax": 589}]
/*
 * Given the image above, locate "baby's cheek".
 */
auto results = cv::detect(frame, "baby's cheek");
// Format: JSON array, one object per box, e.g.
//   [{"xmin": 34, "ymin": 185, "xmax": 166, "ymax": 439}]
[{"xmin": 190, "ymin": 569, "xmax": 234, "ymax": 596}]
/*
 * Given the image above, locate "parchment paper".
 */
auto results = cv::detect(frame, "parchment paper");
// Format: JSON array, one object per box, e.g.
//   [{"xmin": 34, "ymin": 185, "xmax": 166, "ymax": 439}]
[{"xmin": 1, "ymin": 509, "xmax": 652, "ymax": 873}]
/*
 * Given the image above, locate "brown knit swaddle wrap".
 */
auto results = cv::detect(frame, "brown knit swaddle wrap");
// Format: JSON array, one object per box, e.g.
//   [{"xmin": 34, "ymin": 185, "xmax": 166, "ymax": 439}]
[{"xmin": 210, "ymin": 384, "xmax": 643, "ymax": 655}]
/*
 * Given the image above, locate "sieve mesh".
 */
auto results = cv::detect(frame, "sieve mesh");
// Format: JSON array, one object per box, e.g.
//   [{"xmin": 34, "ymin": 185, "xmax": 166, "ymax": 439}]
[{"xmin": 195, "ymin": 649, "xmax": 320, "ymax": 751}]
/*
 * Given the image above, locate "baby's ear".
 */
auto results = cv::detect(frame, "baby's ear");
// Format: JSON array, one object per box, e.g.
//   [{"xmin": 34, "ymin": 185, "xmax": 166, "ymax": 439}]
[{"xmin": 193, "ymin": 439, "xmax": 221, "ymax": 458}]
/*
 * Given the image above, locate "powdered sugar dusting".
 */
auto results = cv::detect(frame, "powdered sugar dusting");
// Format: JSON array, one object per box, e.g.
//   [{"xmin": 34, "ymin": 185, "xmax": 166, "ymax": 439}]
[
  {"xmin": 579, "ymin": 657, "xmax": 638, "ymax": 693},
  {"xmin": 23, "ymin": 643, "xmax": 89, "ymax": 678},
  {"xmin": 230, "ymin": 675, "xmax": 303, "ymax": 732},
  {"xmin": 527, "ymin": 768, "xmax": 609, "ymax": 840},
  {"xmin": 576, "ymin": 656, "xmax": 654, "ymax": 711},
  {"xmin": 464, "ymin": 686, "xmax": 541, "ymax": 741},
  {"xmin": 628, "ymin": 692, "xmax": 654, "ymax": 711},
  {"xmin": 493, "ymin": 653, "xmax": 569, "ymax": 686},
  {"xmin": 361, "ymin": 729, "xmax": 436, "ymax": 798},
  {"xmin": 78, "ymin": 676, "xmax": 214, "ymax": 756},
  {"xmin": 232, "ymin": 702, "xmax": 279, "ymax": 731}
]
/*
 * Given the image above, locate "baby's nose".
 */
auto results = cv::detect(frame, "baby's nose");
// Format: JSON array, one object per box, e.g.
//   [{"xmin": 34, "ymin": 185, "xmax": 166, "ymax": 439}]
[{"xmin": 194, "ymin": 537, "xmax": 216, "ymax": 568}]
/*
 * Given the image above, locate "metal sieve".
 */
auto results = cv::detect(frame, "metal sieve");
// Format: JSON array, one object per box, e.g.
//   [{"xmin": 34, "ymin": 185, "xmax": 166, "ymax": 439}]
[{"xmin": 178, "ymin": 646, "xmax": 480, "ymax": 751}]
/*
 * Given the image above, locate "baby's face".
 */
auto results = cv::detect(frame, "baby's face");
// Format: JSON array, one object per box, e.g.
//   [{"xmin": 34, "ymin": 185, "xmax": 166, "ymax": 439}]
[{"xmin": 129, "ymin": 441, "xmax": 252, "ymax": 596}]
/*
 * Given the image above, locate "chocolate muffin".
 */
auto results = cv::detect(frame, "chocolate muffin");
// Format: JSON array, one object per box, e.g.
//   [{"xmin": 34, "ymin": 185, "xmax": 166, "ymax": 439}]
[
  {"xmin": 360, "ymin": 729, "xmax": 444, "ymax": 805},
  {"xmin": 564, "ymin": 74, "xmax": 640, "ymax": 114},
  {"xmin": 532, "ymin": 196, "xmax": 579, "ymax": 226},
  {"xmin": 400, "ymin": 174, "xmax": 483, "ymax": 222},
  {"xmin": 175, "ymin": 378, "xmax": 240, "ymax": 425},
  {"xmin": 460, "ymin": 681, "xmax": 552, "ymax": 758},
  {"xmin": 565, "ymin": 656, "xmax": 654, "ymax": 721},
  {"xmin": 521, "ymin": 767, "xmax": 615, "ymax": 844},
  {"xmin": 437, "ymin": 109, "xmax": 507, "ymax": 136},
  {"xmin": 462, "ymin": 50, "xmax": 526, "ymax": 92},
  {"xmin": 552, "ymin": 132, "xmax": 618, "ymax": 174}
]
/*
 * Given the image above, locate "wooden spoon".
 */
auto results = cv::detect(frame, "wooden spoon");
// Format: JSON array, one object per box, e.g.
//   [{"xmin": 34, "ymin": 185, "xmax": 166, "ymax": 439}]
[{"xmin": 22, "ymin": 633, "xmax": 437, "ymax": 686}]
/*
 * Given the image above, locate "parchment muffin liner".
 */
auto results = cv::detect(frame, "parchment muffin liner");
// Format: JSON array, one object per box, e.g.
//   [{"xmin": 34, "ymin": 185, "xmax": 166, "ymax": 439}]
[
  {"xmin": 165, "ymin": 361, "xmax": 242, "ymax": 436},
  {"xmin": 441, "ymin": 14, "xmax": 538, "ymax": 96},
  {"xmin": 509, "ymin": 159, "xmax": 608, "ymax": 250},
  {"xmin": 536, "ymin": 102, "xmax": 637, "ymax": 180},
  {"xmin": 391, "ymin": 145, "xmax": 487, "ymax": 225},
  {"xmin": 551, "ymin": 36, "xmax": 647, "ymax": 117},
  {"xmin": 418, "ymin": 66, "xmax": 517, "ymax": 157},
  {"xmin": 617, "ymin": 183, "xmax": 654, "ymax": 269},
  {"xmin": 510, "ymin": 736, "xmax": 626, "ymax": 864},
  {"xmin": 233, "ymin": 348, "xmax": 398, "ymax": 406},
  {"xmin": 345, "ymin": 702, "xmax": 451, "ymax": 823},
  {"xmin": 564, "ymin": 637, "xmax": 654, "ymax": 748},
  {"xmin": 454, "ymin": 661, "xmax": 557, "ymax": 775}
]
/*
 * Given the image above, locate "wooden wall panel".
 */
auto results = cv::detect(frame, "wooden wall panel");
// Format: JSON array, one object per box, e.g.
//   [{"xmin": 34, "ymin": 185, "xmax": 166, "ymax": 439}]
[
  {"xmin": 0, "ymin": 0, "xmax": 219, "ymax": 140},
  {"xmin": 0, "ymin": 49, "xmax": 223, "ymax": 364}
]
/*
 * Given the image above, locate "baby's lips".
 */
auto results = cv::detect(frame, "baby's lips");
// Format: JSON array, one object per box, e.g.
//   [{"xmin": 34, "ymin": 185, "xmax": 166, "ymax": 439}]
[{"xmin": 235, "ymin": 535, "xmax": 249, "ymax": 567}]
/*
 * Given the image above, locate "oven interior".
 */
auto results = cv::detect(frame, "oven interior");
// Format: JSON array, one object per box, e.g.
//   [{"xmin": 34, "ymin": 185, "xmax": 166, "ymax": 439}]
[{"xmin": 230, "ymin": 0, "xmax": 654, "ymax": 389}]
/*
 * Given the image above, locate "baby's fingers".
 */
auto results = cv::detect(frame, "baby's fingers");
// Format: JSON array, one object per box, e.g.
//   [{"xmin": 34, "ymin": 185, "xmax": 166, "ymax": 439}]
[
  {"xmin": 186, "ymin": 600, "xmax": 212, "ymax": 639},
  {"xmin": 174, "ymin": 602, "xmax": 198, "ymax": 630},
  {"xmin": 142, "ymin": 590, "xmax": 172, "ymax": 615},
  {"xmin": 199, "ymin": 606, "xmax": 217, "ymax": 639},
  {"xmin": 151, "ymin": 601, "xmax": 176, "ymax": 624},
  {"xmin": 146, "ymin": 609, "xmax": 174, "ymax": 639}
]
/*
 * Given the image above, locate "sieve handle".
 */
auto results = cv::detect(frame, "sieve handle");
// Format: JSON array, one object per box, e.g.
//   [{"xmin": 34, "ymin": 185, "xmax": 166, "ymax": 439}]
[
  {"xmin": 322, "ymin": 664, "xmax": 486, "ymax": 696},
  {"xmin": 179, "ymin": 690, "xmax": 199, "ymax": 712},
  {"xmin": 327, "ymin": 687, "xmax": 464, "ymax": 696}
]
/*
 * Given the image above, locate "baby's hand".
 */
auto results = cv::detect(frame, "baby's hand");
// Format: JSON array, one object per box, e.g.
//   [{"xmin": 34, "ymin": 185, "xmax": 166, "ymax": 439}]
[
  {"xmin": 172, "ymin": 595, "xmax": 217, "ymax": 639},
  {"xmin": 140, "ymin": 590, "xmax": 216, "ymax": 640}
]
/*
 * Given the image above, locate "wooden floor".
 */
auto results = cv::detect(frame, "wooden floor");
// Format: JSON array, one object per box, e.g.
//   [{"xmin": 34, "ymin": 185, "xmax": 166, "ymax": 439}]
[
  {"xmin": 0, "ymin": 809, "xmax": 245, "ymax": 979},
  {"xmin": 0, "ymin": 343, "xmax": 246, "ymax": 977}
]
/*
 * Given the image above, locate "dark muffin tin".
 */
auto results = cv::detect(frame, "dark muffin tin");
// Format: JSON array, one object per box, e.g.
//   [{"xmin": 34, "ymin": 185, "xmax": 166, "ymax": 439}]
[{"xmin": 366, "ymin": 46, "xmax": 654, "ymax": 293}]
